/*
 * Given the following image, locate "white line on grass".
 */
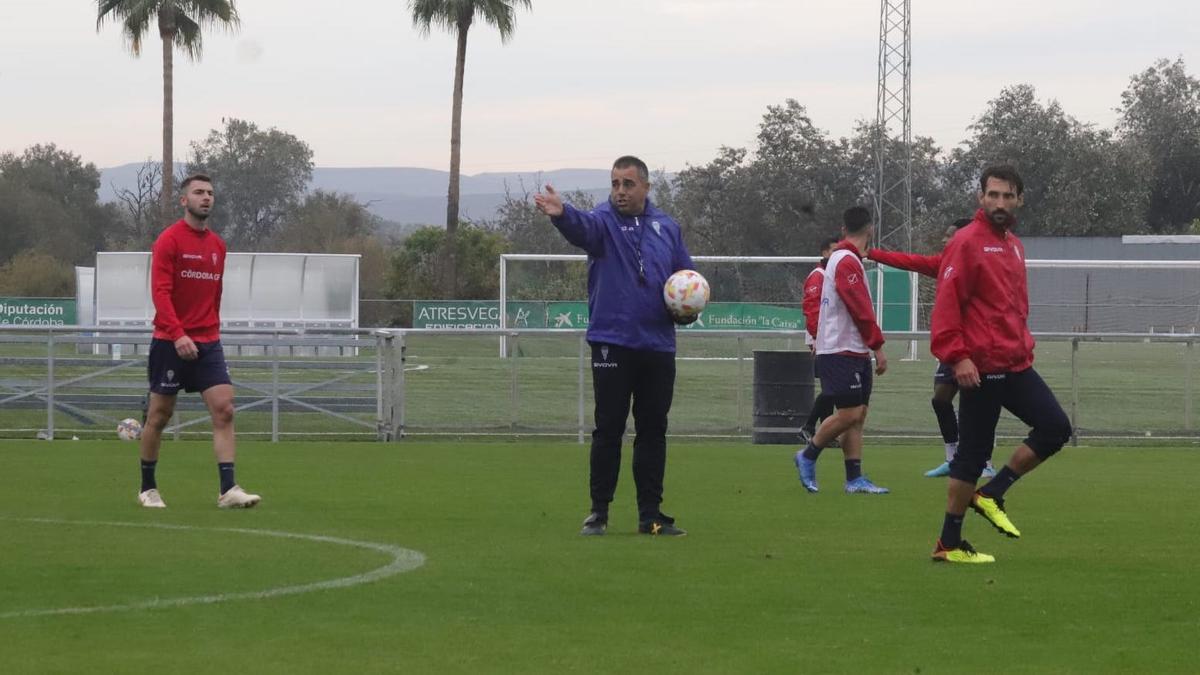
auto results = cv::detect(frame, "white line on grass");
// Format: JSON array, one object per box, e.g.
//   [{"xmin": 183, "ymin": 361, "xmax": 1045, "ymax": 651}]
[{"xmin": 0, "ymin": 518, "xmax": 426, "ymax": 619}]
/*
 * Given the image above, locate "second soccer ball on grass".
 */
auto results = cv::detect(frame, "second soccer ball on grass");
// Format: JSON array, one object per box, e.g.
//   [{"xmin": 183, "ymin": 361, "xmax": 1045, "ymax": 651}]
[{"xmin": 117, "ymin": 418, "xmax": 143, "ymax": 441}]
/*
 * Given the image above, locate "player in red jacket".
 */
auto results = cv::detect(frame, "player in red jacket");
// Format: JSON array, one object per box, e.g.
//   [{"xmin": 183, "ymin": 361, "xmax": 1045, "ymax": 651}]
[
  {"xmin": 794, "ymin": 208, "xmax": 889, "ymax": 495},
  {"xmin": 137, "ymin": 174, "xmax": 262, "ymax": 510},
  {"xmin": 800, "ymin": 237, "xmax": 840, "ymax": 442},
  {"xmin": 866, "ymin": 220, "xmax": 995, "ymax": 479},
  {"xmin": 928, "ymin": 166, "xmax": 1072, "ymax": 563}
]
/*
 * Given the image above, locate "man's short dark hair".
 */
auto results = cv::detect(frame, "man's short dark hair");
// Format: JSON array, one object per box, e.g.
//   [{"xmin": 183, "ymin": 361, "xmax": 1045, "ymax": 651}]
[
  {"xmin": 980, "ymin": 165, "xmax": 1024, "ymax": 196},
  {"xmin": 952, "ymin": 218, "xmax": 972, "ymax": 229},
  {"xmin": 820, "ymin": 236, "xmax": 840, "ymax": 252},
  {"xmin": 180, "ymin": 173, "xmax": 213, "ymax": 192},
  {"xmin": 612, "ymin": 155, "xmax": 649, "ymax": 183},
  {"xmin": 842, "ymin": 206, "xmax": 873, "ymax": 234}
]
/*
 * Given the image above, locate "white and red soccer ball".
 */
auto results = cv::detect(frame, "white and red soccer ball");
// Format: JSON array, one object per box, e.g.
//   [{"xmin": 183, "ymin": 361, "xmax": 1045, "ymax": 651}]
[
  {"xmin": 117, "ymin": 418, "xmax": 143, "ymax": 441},
  {"xmin": 663, "ymin": 270, "xmax": 710, "ymax": 324}
]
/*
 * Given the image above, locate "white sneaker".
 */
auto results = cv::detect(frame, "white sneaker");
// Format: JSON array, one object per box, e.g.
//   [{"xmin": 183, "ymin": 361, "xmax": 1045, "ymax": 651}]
[
  {"xmin": 217, "ymin": 485, "xmax": 261, "ymax": 509},
  {"xmin": 138, "ymin": 488, "xmax": 167, "ymax": 508}
]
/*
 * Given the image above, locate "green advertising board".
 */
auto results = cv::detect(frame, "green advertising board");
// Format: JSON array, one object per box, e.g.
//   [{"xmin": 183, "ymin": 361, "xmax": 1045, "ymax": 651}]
[
  {"xmin": 545, "ymin": 302, "xmax": 590, "ymax": 329},
  {"xmin": 543, "ymin": 301, "xmax": 802, "ymax": 331},
  {"xmin": 413, "ymin": 301, "xmax": 545, "ymax": 329},
  {"xmin": 680, "ymin": 302, "xmax": 804, "ymax": 331},
  {"xmin": 412, "ymin": 297, "xmax": 900, "ymax": 332},
  {"xmin": 0, "ymin": 298, "xmax": 76, "ymax": 326}
]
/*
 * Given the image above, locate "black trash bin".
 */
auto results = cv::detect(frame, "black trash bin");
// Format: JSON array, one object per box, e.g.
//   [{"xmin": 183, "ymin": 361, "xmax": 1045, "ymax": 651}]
[{"xmin": 752, "ymin": 350, "xmax": 815, "ymax": 444}]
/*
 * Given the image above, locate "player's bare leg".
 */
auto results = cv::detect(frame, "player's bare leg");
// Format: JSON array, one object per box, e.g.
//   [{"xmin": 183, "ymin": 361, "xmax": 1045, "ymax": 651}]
[
  {"xmin": 202, "ymin": 384, "xmax": 236, "ymax": 463},
  {"xmin": 999, "ymin": 444, "xmax": 1043, "ymax": 476},
  {"xmin": 140, "ymin": 393, "xmax": 177, "ymax": 463},
  {"xmin": 812, "ymin": 405, "xmax": 864, "ymax": 449},
  {"xmin": 202, "ymin": 384, "xmax": 260, "ymax": 508},
  {"xmin": 137, "ymin": 393, "xmax": 177, "ymax": 508},
  {"xmin": 838, "ymin": 409, "xmax": 888, "ymax": 493},
  {"xmin": 794, "ymin": 406, "xmax": 864, "ymax": 492},
  {"xmin": 795, "ymin": 406, "xmax": 886, "ymax": 493}
]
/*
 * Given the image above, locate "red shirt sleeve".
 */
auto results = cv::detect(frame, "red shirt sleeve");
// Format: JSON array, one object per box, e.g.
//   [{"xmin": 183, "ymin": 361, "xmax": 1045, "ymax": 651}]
[
  {"xmin": 930, "ymin": 236, "xmax": 973, "ymax": 365},
  {"xmin": 214, "ymin": 239, "xmax": 226, "ymax": 320},
  {"xmin": 151, "ymin": 231, "xmax": 185, "ymax": 341},
  {"xmin": 867, "ymin": 249, "xmax": 941, "ymax": 277},
  {"xmin": 834, "ymin": 257, "xmax": 884, "ymax": 350},
  {"xmin": 802, "ymin": 269, "xmax": 822, "ymax": 340}
]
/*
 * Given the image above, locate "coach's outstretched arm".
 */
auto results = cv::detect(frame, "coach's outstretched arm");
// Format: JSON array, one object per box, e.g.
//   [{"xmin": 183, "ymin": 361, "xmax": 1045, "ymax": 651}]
[{"xmin": 535, "ymin": 184, "xmax": 606, "ymax": 255}]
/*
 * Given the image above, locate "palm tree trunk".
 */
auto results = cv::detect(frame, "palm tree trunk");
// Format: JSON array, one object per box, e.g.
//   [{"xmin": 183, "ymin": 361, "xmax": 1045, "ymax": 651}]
[
  {"xmin": 444, "ymin": 20, "xmax": 470, "ymax": 298},
  {"xmin": 159, "ymin": 11, "xmax": 176, "ymax": 227}
]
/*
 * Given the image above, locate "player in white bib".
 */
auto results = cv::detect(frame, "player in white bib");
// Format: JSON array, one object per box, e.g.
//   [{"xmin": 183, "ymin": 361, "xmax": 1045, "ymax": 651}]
[{"xmin": 793, "ymin": 207, "xmax": 890, "ymax": 494}]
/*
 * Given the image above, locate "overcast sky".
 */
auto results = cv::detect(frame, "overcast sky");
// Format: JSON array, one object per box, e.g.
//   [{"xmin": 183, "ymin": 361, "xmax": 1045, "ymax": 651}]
[{"xmin": 1, "ymin": 0, "xmax": 1197, "ymax": 173}]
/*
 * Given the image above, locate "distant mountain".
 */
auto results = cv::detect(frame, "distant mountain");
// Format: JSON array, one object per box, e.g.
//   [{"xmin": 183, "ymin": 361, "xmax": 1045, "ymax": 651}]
[{"xmin": 97, "ymin": 164, "xmax": 617, "ymax": 226}]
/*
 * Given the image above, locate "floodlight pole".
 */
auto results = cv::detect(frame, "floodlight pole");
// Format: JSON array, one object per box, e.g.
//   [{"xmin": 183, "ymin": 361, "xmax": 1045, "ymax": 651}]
[{"xmin": 874, "ymin": 0, "xmax": 917, "ymax": 359}]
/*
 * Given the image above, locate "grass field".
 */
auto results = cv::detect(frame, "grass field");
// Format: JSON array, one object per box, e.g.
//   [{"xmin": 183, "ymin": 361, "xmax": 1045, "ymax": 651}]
[{"xmin": 2, "ymin": 439, "xmax": 1198, "ymax": 673}]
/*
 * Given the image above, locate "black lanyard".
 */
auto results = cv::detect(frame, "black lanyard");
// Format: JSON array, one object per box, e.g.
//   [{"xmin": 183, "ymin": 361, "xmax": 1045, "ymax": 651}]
[{"xmin": 622, "ymin": 217, "xmax": 647, "ymax": 285}]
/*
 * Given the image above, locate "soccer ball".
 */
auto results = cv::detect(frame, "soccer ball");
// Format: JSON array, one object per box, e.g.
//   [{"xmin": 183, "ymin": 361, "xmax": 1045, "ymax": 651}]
[
  {"xmin": 117, "ymin": 418, "xmax": 142, "ymax": 441},
  {"xmin": 663, "ymin": 270, "xmax": 710, "ymax": 325}
]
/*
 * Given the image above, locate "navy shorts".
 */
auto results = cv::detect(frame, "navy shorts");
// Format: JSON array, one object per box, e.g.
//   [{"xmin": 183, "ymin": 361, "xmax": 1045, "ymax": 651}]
[
  {"xmin": 148, "ymin": 338, "xmax": 232, "ymax": 395},
  {"xmin": 949, "ymin": 368, "xmax": 1072, "ymax": 482},
  {"xmin": 815, "ymin": 353, "xmax": 873, "ymax": 408},
  {"xmin": 933, "ymin": 361, "xmax": 954, "ymax": 384}
]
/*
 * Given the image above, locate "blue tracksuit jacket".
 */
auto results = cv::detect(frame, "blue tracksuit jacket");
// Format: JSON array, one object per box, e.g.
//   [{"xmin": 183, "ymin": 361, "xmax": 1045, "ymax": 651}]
[{"xmin": 551, "ymin": 198, "xmax": 694, "ymax": 353}]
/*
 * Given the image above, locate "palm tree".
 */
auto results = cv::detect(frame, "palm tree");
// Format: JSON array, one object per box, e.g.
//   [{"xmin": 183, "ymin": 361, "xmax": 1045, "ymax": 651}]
[
  {"xmin": 409, "ymin": 0, "xmax": 532, "ymax": 296},
  {"xmin": 97, "ymin": 0, "xmax": 240, "ymax": 224}
]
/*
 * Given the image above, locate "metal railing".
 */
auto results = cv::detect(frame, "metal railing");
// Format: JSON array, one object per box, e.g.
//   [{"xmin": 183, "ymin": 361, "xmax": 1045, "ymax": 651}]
[{"xmin": 2, "ymin": 326, "xmax": 1198, "ymax": 443}]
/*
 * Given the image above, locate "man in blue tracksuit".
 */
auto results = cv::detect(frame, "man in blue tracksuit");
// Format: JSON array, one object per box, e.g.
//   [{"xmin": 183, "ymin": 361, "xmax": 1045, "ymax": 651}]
[{"xmin": 534, "ymin": 155, "xmax": 695, "ymax": 536}]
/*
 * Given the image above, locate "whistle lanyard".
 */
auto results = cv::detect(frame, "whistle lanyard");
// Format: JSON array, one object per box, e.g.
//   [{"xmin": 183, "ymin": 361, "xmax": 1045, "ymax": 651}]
[{"xmin": 623, "ymin": 216, "xmax": 647, "ymax": 285}]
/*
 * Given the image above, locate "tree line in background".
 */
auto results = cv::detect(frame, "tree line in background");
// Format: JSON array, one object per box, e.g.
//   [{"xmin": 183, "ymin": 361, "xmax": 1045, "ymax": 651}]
[
  {"xmin": 0, "ymin": 117, "xmax": 389, "ymax": 301},
  {"xmin": 663, "ymin": 57, "xmax": 1200, "ymax": 264},
  {"xmin": 1, "ymin": 59, "xmax": 1199, "ymax": 318}
]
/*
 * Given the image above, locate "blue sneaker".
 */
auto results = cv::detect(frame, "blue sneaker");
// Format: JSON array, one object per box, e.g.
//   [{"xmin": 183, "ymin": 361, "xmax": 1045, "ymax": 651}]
[
  {"xmin": 981, "ymin": 464, "xmax": 997, "ymax": 479},
  {"xmin": 845, "ymin": 476, "xmax": 890, "ymax": 494},
  {"xmin": 794, "ymin": 450, "xmax": 819, "ymax": 493},
  {"xmin": 923, "ymin": 461, "xmax": 951, "ymax": 478}
]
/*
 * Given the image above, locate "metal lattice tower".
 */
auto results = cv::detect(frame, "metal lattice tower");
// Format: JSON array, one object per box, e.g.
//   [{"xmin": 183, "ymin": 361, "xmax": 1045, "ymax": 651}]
[{"xmin": 873, "ymin": 0, "xmax": 912, "ymax": 252}]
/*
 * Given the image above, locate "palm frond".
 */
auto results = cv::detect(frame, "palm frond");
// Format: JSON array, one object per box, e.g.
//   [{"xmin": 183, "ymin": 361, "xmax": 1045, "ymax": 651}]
[
  {"xmin": 189, "ymin": 0, "xmax": 241, "ymax": 30},
  {"xmin": 96, "ymin": 0, "xmax": 238, "ymax": 59},
  {"xmin": 475, "ymin": 0, "xmax": 531, "ymax": 43},
  {"xmin": 174, "ymin": 12, "xmax": 203, "ymax": 60},
  {"xmin": 96, "ymin": 0, "xmax": 158, "ymax": 29},
  {"xmin": 408, "ymin": 0, "xmax": 459, "ymax": 35},
  {"xmin": 409, "ymin": 0, "xmax": 530, "ymax": 37},
  {"xmin": 97, "ymin": 0, "xmax": 158, "ymax": 55}
]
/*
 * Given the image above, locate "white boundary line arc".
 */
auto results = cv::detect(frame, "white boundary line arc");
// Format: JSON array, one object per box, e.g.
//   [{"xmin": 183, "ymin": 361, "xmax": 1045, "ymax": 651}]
[{"xmin": 0, "ymin": 518, "xmax": 426, "ymax": 619}]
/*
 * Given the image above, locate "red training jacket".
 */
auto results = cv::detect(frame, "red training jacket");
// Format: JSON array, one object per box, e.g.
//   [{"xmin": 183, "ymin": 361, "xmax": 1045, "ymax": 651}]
[
  {"xmin": 151, "ymin": 220, "xmax": 226, "ymax": 343},
  {"xmin": 930, "ymin": 209, "xmax": 1034, "ymax": 373},
  {"xmin": 867, "ymin": 248, "xmax": 941, "ymax": 278},
  {"xmin": 802, "ymin": 264, "xmax": 825, "ymax": 340}
]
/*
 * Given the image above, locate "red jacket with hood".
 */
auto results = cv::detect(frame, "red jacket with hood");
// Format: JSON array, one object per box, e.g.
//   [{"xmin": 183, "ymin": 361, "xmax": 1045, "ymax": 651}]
[{"xmin": 930, "ymin": 209, "xmax": 1034, "ymax": 373}]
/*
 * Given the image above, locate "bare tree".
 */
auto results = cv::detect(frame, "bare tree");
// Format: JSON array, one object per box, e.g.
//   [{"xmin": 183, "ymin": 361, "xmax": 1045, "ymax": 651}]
[{"xmin": 112, "ymin": 160, "xmax": 164, "ymax": 247}]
